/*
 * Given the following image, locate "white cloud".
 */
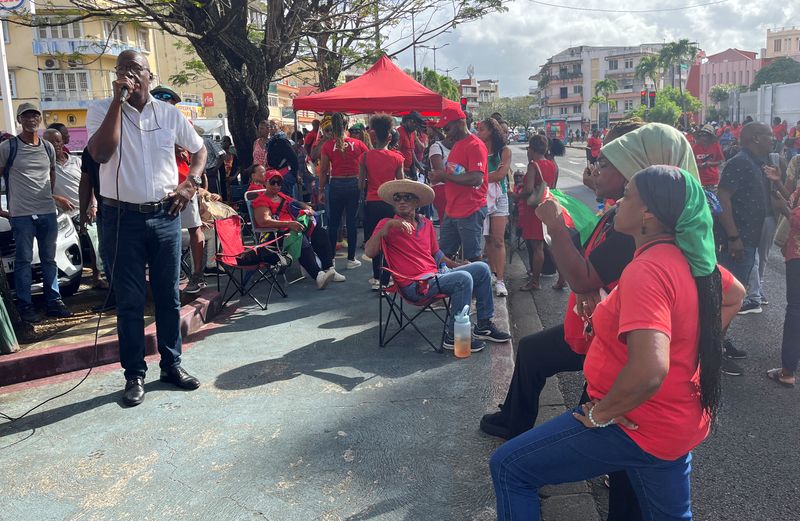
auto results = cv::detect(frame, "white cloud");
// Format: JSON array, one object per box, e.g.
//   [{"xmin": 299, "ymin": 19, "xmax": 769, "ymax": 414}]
[{"xmin": 387, "ymin": 0, "xmax": 800, "ymax": 96}]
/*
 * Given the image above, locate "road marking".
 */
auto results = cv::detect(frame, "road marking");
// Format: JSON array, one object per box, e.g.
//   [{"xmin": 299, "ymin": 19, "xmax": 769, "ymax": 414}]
[{"xmin": 568, "ymin": 160, "xmax": 583, "ymax": 165}]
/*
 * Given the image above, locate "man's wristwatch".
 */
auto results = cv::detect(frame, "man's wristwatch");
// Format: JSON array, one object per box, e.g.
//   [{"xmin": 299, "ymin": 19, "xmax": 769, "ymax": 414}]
[
  {"xmin": 727, "ymin": 235, "xmax": 740, "ymax": 242},
  {"xmin": 187, "ymin": 175, "xmax": 203, "ymax": 188}
]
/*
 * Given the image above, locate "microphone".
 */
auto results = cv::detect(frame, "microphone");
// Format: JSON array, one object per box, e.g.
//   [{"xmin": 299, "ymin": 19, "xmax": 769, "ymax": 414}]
[{"xmin": 120, "ymin": 87, "xmax": 129, "ymax": 102}]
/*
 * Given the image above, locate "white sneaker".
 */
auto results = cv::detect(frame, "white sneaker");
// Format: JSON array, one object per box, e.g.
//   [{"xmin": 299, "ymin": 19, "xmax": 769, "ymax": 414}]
[
  {"xmin": 361, "ymin": 253, "xmax": 372, "ymax": 262},
  {"xmin": 316, "ymin": 269, "xmax": 335, "ymax": 289},
  {"xmin": 370, "ymin": 279, "xmax": 381, "ymax": 291},
  {"xmin": 491, "ymin": 273, "xmax": 497, "ymax": 286},
  {"xmin": 495, "ymin": 280, "xmax": 508, "ymax": 297},
  {"xmin": 346, "ymin": 259, "xmax": 362, "ymax": 270},
  {"xmin": 329, "ymin": 268, "xmax": 346, "ymax": 282}
]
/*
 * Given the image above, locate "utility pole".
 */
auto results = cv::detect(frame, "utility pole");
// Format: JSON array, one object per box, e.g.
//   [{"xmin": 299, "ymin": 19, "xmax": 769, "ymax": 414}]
[
  {"xmin": 421, "ymin": 43, "xmax": 449, "ymax": 74},
  {"xmin": 443, "ymin": 66, "xmax": 459, "ymax": 78},
  {"xmin": 411, "ymin": 11, "xmax": 417, "ymax": 81}
]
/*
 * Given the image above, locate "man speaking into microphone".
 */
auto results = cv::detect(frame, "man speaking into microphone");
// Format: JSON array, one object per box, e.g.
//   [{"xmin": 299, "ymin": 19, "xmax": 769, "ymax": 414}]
[{"xmin": 87, "ymin": 50, "xmax": 207, "ymax": 407}]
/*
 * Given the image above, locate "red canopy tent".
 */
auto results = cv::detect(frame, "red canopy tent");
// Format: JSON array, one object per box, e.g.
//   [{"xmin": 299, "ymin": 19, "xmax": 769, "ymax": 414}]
[{"xmin": 292, "ymin": 56, "xmax": 447, "ymax": 115}]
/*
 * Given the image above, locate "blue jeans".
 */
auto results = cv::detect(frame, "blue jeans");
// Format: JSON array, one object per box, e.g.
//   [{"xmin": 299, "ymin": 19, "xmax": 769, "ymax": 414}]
[
  {"xmin": 102, "ymin": 205, "xmax": 182, "ymax": 380},
  {"xmin": 491, "ymin": 408, "xmax": 693, "ymax": 521},
  {"xmin": 400, "ymin": 261, "xmax": 494, "ymax": 334},
  {"xmin": 745, "ymin": 216, "xmax": 777, "ymax": 305},
  {"xmin": 782, "ymin": 259, "xmax": 800, "ymax": 373},
  {"xmin": 439, "ymin": 207, "xmax": 487, "ymax": 260},
  {"xmin": 327, "ymin": 178, "xmax": 360, "ymax": 260},
  {"xmin": 717, "ymin": 246, "xmax": 757, "ymax": 291},
  {"xmin": 10, "ymin": 213, "xmax": 61, "ymax": 307}
]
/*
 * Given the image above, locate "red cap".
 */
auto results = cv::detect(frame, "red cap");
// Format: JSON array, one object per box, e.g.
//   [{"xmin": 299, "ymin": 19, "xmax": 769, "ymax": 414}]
[
  {"xmin": 435, "ymin": 104, "xmax": 466, "ymax": 128},
  {"xmin": 266, "ymin": 168, "xmax": 283, "ymax": 180}
]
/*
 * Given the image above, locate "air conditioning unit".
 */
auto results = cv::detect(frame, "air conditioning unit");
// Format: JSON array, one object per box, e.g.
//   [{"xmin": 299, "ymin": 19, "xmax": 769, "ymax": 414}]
[
  {"xmin": 67, "ymin": 59, "xmax": 82, "ymax": 69},
  {"xmin": 43, "ymin": 58, "xmax": 60, "ymax": 70}
]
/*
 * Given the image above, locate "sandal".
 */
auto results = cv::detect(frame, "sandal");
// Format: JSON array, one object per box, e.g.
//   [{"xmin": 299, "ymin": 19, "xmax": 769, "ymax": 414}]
[
  {"xmin": 92, "ymin": 278, "xmax": 110, "ymax": 290},
  {"xmin": 519, "ymin": 279, "xmax": 540, "ymax": 291},
  {"xmin": 766, "ymin": 368, "xmax": 795, "ymax": 388}
]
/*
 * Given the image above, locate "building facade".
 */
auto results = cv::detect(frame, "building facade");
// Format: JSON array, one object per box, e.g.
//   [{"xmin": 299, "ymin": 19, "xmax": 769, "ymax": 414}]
[
  {"xmin": 765, "ymin": 27, "xmax": 800, "ymax": 60},
  {"xmin": 529, "ymin": 44, "xmax": 670, "ymax": 132},
  {"xmin": 477, "ymin": 79, "xmax": 499, "ymax": 105},
  {"xmin": 691, "ymin": 48, "xmax": 762, "ymax": 121},
  {"xmin": 459, "ymin": 78, "xmax": 479, "ymax": 113}
]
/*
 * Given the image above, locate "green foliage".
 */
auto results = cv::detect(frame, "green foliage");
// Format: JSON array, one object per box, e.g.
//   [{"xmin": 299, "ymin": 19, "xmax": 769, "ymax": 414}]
[
  {"xmin": 418, "ymin": 68, "xmax": 460, "ymax": 101},
  {"xmin": 628, "ymin": 88, "xmax": 687, "ymax": 126},
  {"xmin": 594, "ymin": 78, "xmax": 618, "ymax": 97},
  {"xmin": 708, "ymin": 83, "xmax": 738, "ymax": 104},
  {"xmin": 705, "ymin": 106, "xmax": 727, "ymax": 123},
  {"xmin": 634, "ymin": 55, "xmax": 661, "ymax": 90},
  {"xmin": 168, "ymin": 41, "xmax": 212, "ymax": 87},
  {"xmin": 660, "ymin": 86, "xmax": 701, "ymax": 114},
  {"xmin": 479, "ymin": 97, "xmax": 536, "ymax": 128},
  {"xmin": 751, "ymin": 57, "xmax": 800, "ymax": 90}
]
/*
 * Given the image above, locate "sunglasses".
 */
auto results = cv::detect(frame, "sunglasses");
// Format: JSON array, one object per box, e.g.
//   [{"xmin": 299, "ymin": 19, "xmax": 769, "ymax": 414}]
[
  {"xmin": 153, "ymin": 92, "xmax": 175, "ymax": 102},
  {"xmin": 268, "ymin": 178, "xmax": 283, "ymax": 186},
  {"xmin": 392, "ymin": 193, "xmax": 418, "ymax": 202}
]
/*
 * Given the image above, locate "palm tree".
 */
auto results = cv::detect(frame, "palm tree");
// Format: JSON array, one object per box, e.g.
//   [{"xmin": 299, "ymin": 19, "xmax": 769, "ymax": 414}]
[
  {"xmin": 659, "ymin": 43, "xmax": 678, "ymax": 88},
  {"xmin": 635, "ymin": 55, "xmax": 661, "ymax": 91},
  {"xmin": 593, "ymin": 78, "xmax": 618, "ymax": 111}
]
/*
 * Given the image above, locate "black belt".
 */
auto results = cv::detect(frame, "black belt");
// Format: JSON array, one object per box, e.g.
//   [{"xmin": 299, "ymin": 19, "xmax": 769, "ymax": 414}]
[{"xmin": 104, "ymin": 198, "xmax": 168, "ymax": 214}]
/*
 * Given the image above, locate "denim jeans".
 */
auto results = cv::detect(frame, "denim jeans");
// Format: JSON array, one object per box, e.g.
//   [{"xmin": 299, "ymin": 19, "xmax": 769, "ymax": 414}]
[
  {"xmin": 745, "ymin": 216, "xmax": 777, "ymax": 305},
  {"xmin": 717, "ymin": 246, "xmax": 757, "ymax": 291},
  {"xmin": 10, "ymin": 213, "xmax": 61, "ymax": 307},
  {"xmin": 439, "ymin": 207, "xmax": 487, "ymax": 260},
  {"xmin": 782, "ymin": 259, "xmax": 800, "ymax": 373},
  {"xmin": 101, "ymin": 204, "xmax": 182, "ymax": 380},
  {"xmin": 490, "ymin": 408, "xmax": 693, "ymax": 521},
  {"xmin": 327, "ymin": 178, "xmax": 360, "ymax": 260},
  {"xmin": 400, "ymin": 261, "xmax": 494, "ymax": 334}
]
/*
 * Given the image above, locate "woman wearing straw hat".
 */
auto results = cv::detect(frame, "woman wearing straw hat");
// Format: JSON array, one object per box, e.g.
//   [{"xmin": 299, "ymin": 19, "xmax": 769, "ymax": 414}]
[{"xmin": 364, "ymin": 179, "xmax": 511, "ymax": 351}]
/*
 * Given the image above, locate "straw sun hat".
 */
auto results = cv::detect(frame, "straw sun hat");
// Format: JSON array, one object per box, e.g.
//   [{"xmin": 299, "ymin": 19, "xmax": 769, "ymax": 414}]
[{"xmin": 378, "ymin": 179, "xmax": 435, "ymax": 207}]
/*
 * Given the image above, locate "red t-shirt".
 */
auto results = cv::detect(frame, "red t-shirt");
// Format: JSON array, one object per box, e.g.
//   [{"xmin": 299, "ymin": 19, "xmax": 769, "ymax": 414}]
[
  {"xmin": 773, "ymin": 123, "xmax": 788, "ymax": 141},
  {"xmin": 397, "ymin": 126, "xmax": 415, "ymax": 170},
  {"xmin": 364, "ymin": 149, "xmax": 404, "ymax": 202},
  {"xmin": 587, "ymin": 137, "xmax": 602, "ymax": 158},
  {"xmin": 584, "ymin": 242, "xmax": 734, "ymax": 460},
  {"xmin": 251, "ymin": 191, "xmax": 294, "ymax": 224},
  {"xmin": 732, "ymin": 126, "xmax": 742, "ymax": 141},
  {"xmin": 303, "ymin": 130, "xmax": 318, "ymax": 147},
  {"xmin": 375, "ymin": 215, "xmax": 439, "ymax": 287},
  {"xmin": 176, "ymin": 148, "xmax": 191, "ymax": 183},
  {"xmin": 692, "ymin": 141, "xmax": 725, "ymax": 186},
  {"xmin": 322, "ymin": 137, "xmax": 368, "ymax": 177},
  {"xmin": 790, "ymin": 127, "xmax": 800, "ymax": 150},
  {"xmin": 444, "ymin": 134, "xmax": 488, "ymax": 219}
]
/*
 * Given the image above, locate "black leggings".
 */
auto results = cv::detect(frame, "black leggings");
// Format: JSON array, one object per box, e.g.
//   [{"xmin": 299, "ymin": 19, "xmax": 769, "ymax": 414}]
[
  {"xmin": 364, "ymin": 200, "xmax": 395, "ymax": 279},
  {"xmin": 298, "ymin": 225, "xmax": 334, "ymax": 278},
  {"xmin": 501, "ymin": 325, "xmax": 642, "ymax": 521}
]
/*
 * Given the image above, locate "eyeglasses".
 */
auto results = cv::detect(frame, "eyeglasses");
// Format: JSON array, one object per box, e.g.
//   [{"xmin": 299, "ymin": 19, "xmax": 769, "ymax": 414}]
[
  {"xmin": 268, "ymin": 179, "xmax": 283, "ymax": 186},
  {"xmin": 153, "ymin": 92, "xmax": 175, "ymax": 102},
  {"xmin": 392, "ymin": 193, "xmax": 418, "ymax": 202}
]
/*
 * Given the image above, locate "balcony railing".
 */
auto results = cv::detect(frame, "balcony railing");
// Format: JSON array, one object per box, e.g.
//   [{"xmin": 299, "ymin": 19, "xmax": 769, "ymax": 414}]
[
  {"xmin": 40, "ymin": 90, "xmax": 114, "ymax": 110},
  {"xmin": 33, "ymin": 38, "xmax": 144, "ymax": 57}
]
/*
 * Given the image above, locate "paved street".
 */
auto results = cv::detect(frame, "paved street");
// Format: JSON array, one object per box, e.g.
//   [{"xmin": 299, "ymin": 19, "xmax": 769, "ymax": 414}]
[
  {"xmin": 0, "ymin": 261, "xmax": 513, "ymax": 521},
  {"xmin": 520, "ymin": 144, "xmax": 800, "ymax": 521}
]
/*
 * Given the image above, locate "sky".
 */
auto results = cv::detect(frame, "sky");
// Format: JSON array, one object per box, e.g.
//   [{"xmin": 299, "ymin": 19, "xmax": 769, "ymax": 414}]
[{"xmin": 389, "ymin": 0, "xmax": 800, "ymax": 97}]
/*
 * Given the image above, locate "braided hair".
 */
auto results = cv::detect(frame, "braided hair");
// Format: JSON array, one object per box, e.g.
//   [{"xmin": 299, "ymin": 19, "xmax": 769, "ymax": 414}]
[
  {"xmin": 634, "ymin": 166, "xmax": 723, "ymax": 421},
  {"xmin": 332, "ymin": 112, "xmax": 347, "ymax": 153}
]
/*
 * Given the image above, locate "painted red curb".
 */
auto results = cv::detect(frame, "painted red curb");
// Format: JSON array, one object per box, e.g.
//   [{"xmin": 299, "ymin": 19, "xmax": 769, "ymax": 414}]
[{"xmin": 0, "ymin": 288, "xmax": 223, "ymax": 388}]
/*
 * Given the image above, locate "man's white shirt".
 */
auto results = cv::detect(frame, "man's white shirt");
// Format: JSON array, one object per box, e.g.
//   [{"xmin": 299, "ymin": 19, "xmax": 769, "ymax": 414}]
[{"xmin": 86, "ymin": 95, "xmax": 204, "ymax": 204}]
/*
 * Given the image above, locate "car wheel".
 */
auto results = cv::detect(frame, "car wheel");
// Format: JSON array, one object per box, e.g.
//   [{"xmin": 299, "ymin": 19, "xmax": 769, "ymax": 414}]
[{"xmin": 60, "ymin": 272, "xmax": 82, "ymax": 298}]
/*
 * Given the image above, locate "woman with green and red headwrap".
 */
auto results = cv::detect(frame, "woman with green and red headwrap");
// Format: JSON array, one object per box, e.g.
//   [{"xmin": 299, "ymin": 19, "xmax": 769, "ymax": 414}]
[{"xmin": 490, "ymin": 165, "xmax": 745, "ymax": 520}]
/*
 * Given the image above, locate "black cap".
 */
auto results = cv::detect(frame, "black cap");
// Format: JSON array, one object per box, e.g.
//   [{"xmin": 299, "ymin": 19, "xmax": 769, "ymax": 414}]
[{"xmin": 404, "ymin": 111, "xmax": 426, "ymax": 126}]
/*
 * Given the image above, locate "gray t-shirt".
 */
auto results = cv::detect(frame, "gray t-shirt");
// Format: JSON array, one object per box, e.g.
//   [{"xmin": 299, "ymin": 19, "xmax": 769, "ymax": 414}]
[{"xmin": 0, "ymin": 137, "xmax": 56, "ymax": 217}]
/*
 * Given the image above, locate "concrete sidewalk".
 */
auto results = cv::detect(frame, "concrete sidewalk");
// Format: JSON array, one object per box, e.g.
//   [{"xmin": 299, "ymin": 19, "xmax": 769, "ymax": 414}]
[{"xmin": 0, "ymin": 261, "xmax": 514, "ymax": 520}]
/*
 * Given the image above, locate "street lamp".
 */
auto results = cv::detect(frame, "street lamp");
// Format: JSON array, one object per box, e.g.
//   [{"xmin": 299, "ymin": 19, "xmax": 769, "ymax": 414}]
[
  {"xmin": 420, "ymin": 43, "xmax": 449, "ymax": 74},
  {"xmin": 443, "ymin": 66, "xmax": 459, "ymax": 78}
]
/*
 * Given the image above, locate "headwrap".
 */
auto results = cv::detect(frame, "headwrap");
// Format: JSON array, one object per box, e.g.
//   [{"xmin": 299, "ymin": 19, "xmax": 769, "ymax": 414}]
[
  {"xmin": 600, "ymin": 123, "xmax": 699, "ymax": 181},
  {"xmin": 320, "ymin": 115, "xmax": 333, "ymax": 131},
  {"xmin": 635, "ymin": 166, "xmax": 716, "ymax": 277}
]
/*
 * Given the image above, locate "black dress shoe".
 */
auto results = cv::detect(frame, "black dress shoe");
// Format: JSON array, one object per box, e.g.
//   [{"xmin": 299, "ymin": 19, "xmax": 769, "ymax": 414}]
[
  {"xmin": 160, "ymin": 366, "xmax": 201, "ymax": 390},
  {"xmin": 122, "ymin": 378, "xmax": 145, "ymax": 406}
]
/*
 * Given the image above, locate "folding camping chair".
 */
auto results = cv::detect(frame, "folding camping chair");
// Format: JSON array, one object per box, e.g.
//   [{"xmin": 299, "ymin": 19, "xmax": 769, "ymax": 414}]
[
  {"xmin": 378, "ymin": 243, "xmax": 451, "ymax": 353},
  {"xmin": 214, "ymin": 215, "xmax": 287, "ymax": 310}
]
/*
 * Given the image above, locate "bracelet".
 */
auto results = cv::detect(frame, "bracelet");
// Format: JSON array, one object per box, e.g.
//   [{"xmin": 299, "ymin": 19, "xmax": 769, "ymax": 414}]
[{"xmin": 588, "ymin": 405, "xmax": 614, "ymax": 428}]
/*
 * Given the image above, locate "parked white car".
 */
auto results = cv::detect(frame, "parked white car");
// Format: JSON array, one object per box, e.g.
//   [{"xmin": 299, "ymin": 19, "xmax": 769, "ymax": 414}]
[{"xmin": 0, "ymin": 195, "xmax": 83, "ymax": 298}]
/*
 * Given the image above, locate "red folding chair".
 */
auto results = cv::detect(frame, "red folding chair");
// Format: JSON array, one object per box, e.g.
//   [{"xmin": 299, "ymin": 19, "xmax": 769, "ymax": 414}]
[
  {"xmin": 214, "ymin": 216, "xmax": 288, "ymax": 310},
  {"xmin": 378, "ymin": 241, "xmax": 451, "ymax": 353}
]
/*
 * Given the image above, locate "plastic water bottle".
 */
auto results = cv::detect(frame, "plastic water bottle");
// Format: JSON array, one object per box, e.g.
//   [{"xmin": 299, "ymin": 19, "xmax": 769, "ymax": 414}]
[
  {"xmin": 439, "ymin": 262, "xmax": 450, "ymax": 274},
  {"xmin": 453, "ymin": 305, "xmax": 472, "ymax": 358},
  {"xmin": 446, "ymin": 161, "xmax": 465, "ymax": 176}
]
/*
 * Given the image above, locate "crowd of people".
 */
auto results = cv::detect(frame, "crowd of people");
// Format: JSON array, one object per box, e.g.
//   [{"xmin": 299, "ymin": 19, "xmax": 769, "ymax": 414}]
[{"xmin": 1, "ymin": 49, "xmax": 798, "ymax": 520}]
